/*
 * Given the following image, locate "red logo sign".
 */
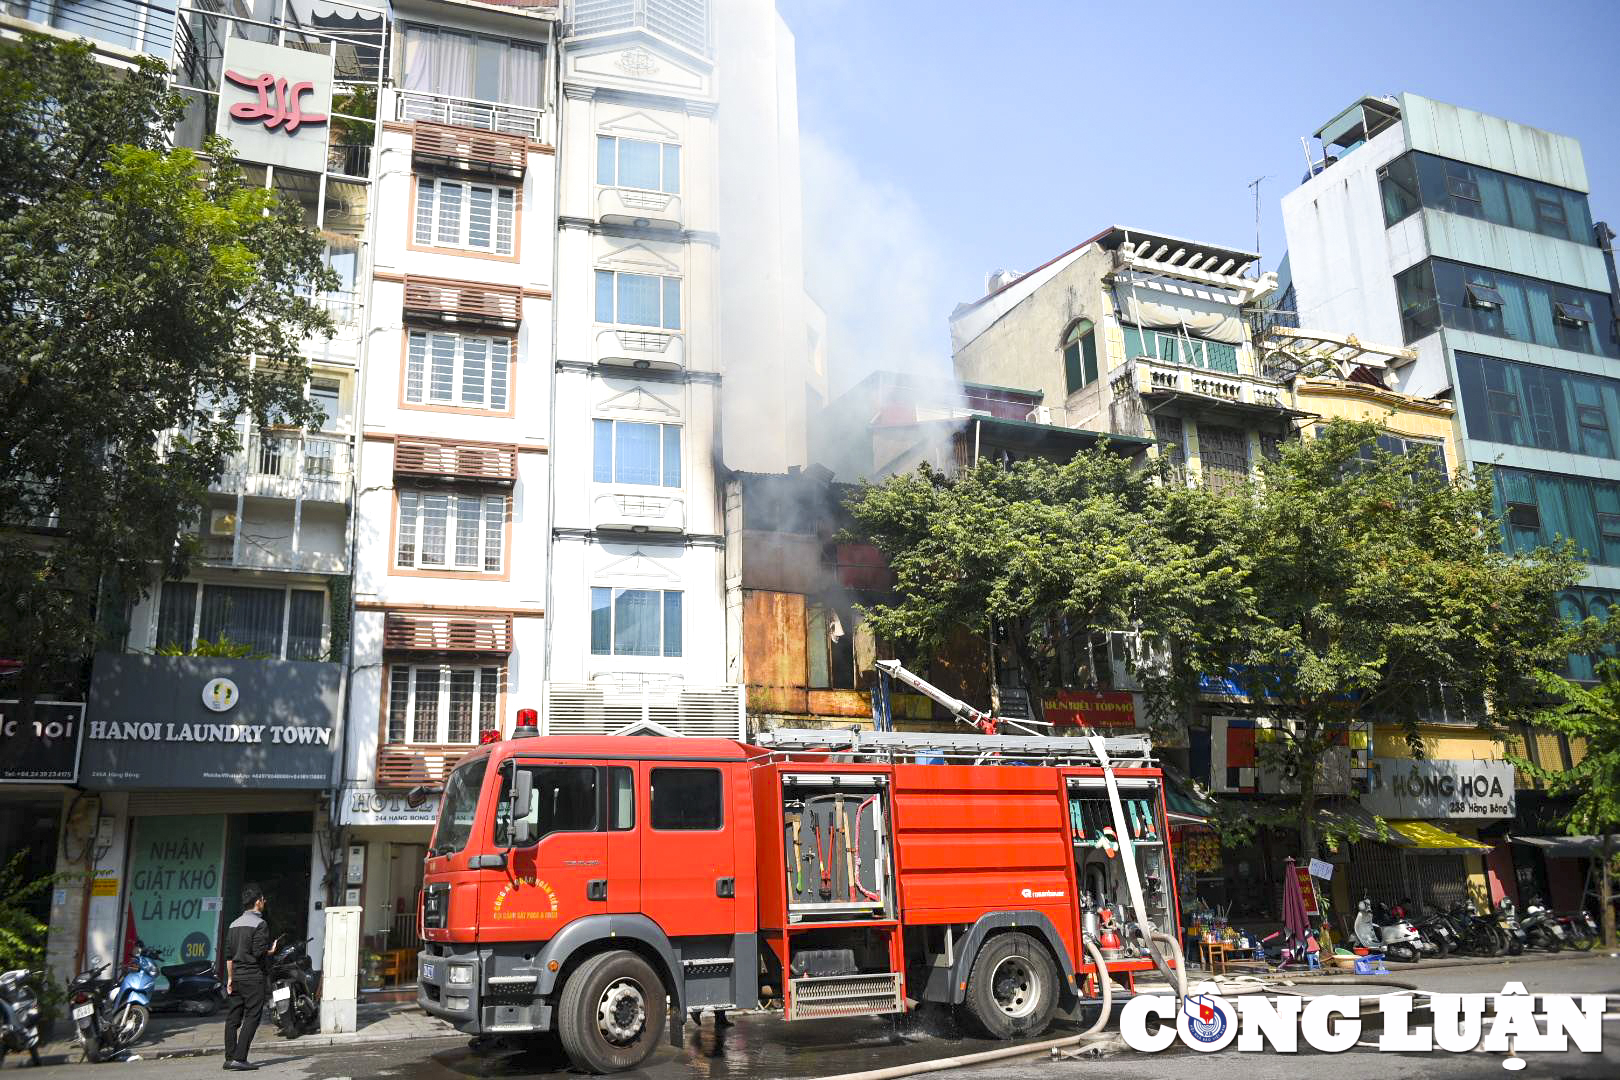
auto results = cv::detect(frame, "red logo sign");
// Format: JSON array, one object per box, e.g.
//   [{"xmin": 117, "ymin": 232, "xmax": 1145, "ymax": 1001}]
[
  {"xmin": 223, "ymin": 70, "xmax": 327, "ymax": 135},
  {"xmin": 1044, "ymin": 690, "xmax": 1136, "ymax": 729}
]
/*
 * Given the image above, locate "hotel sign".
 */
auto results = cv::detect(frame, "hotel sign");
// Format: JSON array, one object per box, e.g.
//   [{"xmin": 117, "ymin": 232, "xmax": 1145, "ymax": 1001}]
[{"xmin": 214, "ymin": 38, "xmax": 333, "ymax": 173}]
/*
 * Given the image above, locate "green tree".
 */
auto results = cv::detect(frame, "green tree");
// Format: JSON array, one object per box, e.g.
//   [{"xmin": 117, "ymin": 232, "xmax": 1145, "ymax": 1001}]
[
  {"xmin": 1219, "ymin": 420, "xmax": 1587, "ymax": 859},
  {"xmin": 845, "ymin": 446, "xmax": 1251, "ymax": 727},
  {"xmin": 1515, "ymin": 658, "xmax": 1620, "ymax": 947},
  {"xmin": 0, "ymin": 35, "xmax": 334, "ymax": 713}
]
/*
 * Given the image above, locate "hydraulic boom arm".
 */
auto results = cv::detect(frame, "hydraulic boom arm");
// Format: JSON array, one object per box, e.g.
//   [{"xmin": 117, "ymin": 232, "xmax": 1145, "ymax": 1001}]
[{"xmin": 873, "ymin": 659, "xmax": 1050, "ymax": 737}]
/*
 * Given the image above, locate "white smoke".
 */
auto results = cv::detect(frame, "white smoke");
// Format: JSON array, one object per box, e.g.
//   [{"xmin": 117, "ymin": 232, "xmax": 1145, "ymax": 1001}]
[{"xmin": 799, "ymin": 129, "xmax": 955, "ymax": 393}]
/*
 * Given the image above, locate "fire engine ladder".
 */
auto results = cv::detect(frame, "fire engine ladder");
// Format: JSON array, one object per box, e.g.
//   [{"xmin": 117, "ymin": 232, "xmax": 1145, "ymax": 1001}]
[
  {"xmin": 753, "ymin": 727, "xmax": 1156, "ymax": 767},
  {"xmin": 871, "ymin": 658, "xmax": 1053, "ymax": 736}
]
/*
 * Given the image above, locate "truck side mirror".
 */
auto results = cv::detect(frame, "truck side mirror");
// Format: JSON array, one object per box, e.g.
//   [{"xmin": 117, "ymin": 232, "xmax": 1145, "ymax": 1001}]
[{"xmin": 507, "ymin": 767, "xmax": 534, "ymax": 847}]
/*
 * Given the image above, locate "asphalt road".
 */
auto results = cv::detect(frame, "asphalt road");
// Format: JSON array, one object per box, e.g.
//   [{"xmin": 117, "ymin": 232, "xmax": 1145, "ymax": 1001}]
[{"xmin": 29, "ymin": 953, "xmax": 1620, "ymax": 1080}]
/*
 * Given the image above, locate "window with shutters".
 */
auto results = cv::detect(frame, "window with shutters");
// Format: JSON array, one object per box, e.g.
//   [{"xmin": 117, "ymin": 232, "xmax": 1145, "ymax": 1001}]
[
  {"xmin": 395, "ymin": 489, "xmax": 508, "ymax": 574},
  {"xmin": 404, "ymin": 330, "xmax": 513, "ymax": 412},
  {"xmin": 413, "ymin": 177, "xmax": 517, "ymax": 256},
  {"xmin": 1198, "ymin": 424, "xmax": 1250, "ymax": 495},
  {"xmin": 1061, "ymin": 318, "xmax": 1098, "ymax": 394},
  {"xmin": 386, "ymin": 663, "xmax": 502, "ymax": 744}
]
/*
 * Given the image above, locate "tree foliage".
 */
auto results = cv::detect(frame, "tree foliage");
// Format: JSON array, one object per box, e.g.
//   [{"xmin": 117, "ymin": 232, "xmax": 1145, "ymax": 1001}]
[{"xmin": 0, "ymin": 35, "xmax": 334, "ymax": 703}]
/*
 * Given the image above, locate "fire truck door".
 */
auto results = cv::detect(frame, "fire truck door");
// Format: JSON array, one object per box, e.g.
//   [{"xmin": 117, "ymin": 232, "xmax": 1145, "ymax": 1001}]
[
  {"xmin": 495, "ymin": 761, "xmax": 608, "ymax": 927},
  {"xmin": 604, "ymin": 764, "xmax": 640, "ymax": 914},
  {"xmin": 639, "ymin": 763, "xmax": 736, "ymax": 940}
]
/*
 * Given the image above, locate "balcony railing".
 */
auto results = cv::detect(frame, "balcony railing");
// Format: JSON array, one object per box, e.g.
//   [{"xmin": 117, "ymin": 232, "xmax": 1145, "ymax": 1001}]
[
  {"xmin": 413, "ymin": 124, "xmax": 526, "ymax": 179},
  {"xmin": 383, "ymin": 610, "xmax": 514, "ymax": 654},
  {"xmin": 394, "ymin": 438, "xmax": 518, "ymax": 484},
  {"xmin": 597, "ymin": 186, "xmax": 683, "ymax": 230},
  {"xmin": 376, "ymin": 743, "xmax": 473, "ymax": 788},
  {"xmin": 594, "ymin": 327, "xmax": 684, "ymax": 371},
  {"xmin": 395, "ymin": 89, "xmax": 545, "ymax": 140},
  {"xmin": 1111, "ymin": 355, "xmax": 1291, "ymax": 412},
  {"xmin": 591, "ymin": 490, "xmax": 685, "ymax": 533},
  {"xmin": 403, "ymin": 277, "xmax": 522, "ymax": 330},
  {"xmin": 212, "ymin": 432, "xmax": 352, "ymax": 503}
]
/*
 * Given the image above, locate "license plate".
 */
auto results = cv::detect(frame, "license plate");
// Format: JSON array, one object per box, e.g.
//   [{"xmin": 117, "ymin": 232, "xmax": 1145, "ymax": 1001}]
[
  {"xmin": 422, "ymin": 964, "xmax": 436, "ymax": 981},
  {"xmin": 272, "ymin": 986, "xmax": 291, "ymax": 1003},
  {"xmin": 73, "ymin": 1004, "xmax": 94, "ymax": 1021}
]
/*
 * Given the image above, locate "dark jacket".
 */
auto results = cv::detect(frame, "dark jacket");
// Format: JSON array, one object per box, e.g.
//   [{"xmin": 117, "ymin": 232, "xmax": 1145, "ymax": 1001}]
[{"xmin": 226, "ymin": 910, "xmax": 271, "ymax": 980}]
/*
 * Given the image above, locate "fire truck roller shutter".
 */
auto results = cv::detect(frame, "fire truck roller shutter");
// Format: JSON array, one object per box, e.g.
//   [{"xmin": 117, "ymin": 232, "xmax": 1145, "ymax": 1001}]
[
  {"xmin": 532, "ymin": 914, "xmax": 684, "ymax": 1041},
  {"xmin": 926, "ymin": 911, "xmax": 1078, "ymax": 1010}
]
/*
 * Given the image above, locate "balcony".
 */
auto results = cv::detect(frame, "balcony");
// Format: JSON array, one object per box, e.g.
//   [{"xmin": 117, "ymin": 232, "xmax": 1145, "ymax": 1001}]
[
  {"xmin": 597, "ymin": 186, "xmax": 683, "ymax": 230},
  {"xmin": 591, "ymin": 490, "xmax": 686, "ymax": 534},
  {"xmin": 394, "ymin": 438, "xmax": 518, "ymax": 484},
  {"xmin": 395, "ymin": 89, "xmax": 546, "ymax": 140},
  {"xmin": 375, "ymin": 744, "xmax": 473, "ymax": 788},
  {"xmin": 543, "ymin": 681, "xmax": 744, "ymax": 739},
  {"xmin": 1111, "ymin": 355, "xmax": 1295, "ymax": 416},
  {"xmin": 301, "ymin": 288, "xmax": 364, "ymax": 367},
  {"xmin": 383, "ymin": 610, "xmax": 514, "ymax": 655},
  {"xmin": 212, "ymin": 432, "xmax": 352, "ymax": 503},
  {"xmin": 403, "ymin": 277, "xmax": 522, "ymax": 331},
  {"xmin": 594, "ymin": 327, "xmax": 684, "ymax": 371}
]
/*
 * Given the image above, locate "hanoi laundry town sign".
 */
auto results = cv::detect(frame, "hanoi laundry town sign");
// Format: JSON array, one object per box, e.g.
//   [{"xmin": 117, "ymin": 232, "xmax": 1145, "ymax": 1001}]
[
  {"xmin": 1362, "ymin": 757, "xmax": 1516, "ymax": 819},
  {"xmin": 214, "ymin": 37, "xmax": 333, "ymax": 173}
]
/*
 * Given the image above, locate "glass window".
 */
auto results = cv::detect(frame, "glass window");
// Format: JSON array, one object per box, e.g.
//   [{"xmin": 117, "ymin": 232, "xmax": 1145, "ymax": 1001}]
[
  {"xmin": 405, "ymin": 331, "xmax": 512, "ymax": 411},
  {"xmin": 155, "ymin": 581, "xmax": 197, "ymax": 651},
  {"xmin": 589, "ymin": 588, "xmax": 682, "ymax": 657},
  {"xmin": 494, "ymin": 765, "xmax": 599, "ymax": 847},
  {"xmin": 402, "ymin": 25, "xmax": 545, "ymax": 108},
  {"xmin": 396, "ymin": 490, "xmax": 506, "ymax": 572},
  {"xmin": 1062, "ymin": 320, "xmax": 1098, "ymax": 394},
  {"xmin": 595, "ymin": 270, "xmax": 681, "ymax": 329},
  {"xmin": 592, "ymin": 420, "xmax": 682, "ymax": 486},
  {"xmin": 596, "ymin": 136, "xmax": 681, "ymax": 193},
  {"xmin": 286, "ymin": 590, "xmax": 325, "ymax": 661},
  {"xmin": 1378, "ymin": 154, "xmax": 1421, "ymax": 226},
  {"xmin": 386, "ymin": 664, "xmax": 502, "ymax": 744},
  {"xmin": 1492, "ymin": 466, "xmax": 1620, "ymax": 566},
  {"xmin": 414, "ymin": 178, "xmax": 516, "ymax": 255},
  {"xmin": 1387, "ymin": 149, "xmax": 1597, "ymax": 245},
  {"xmin": 1410, "ymin": 257, "xmax": 1619, "ymax": 357},
  {"xmin": 610, "ymin": 766, "xmax": 635, "ymax": 830},
  {"xmin": 650, "ymin": 768, "xmax": 722, "ymax": 830},
  {"xmin": 1121, "ymin": 324, "xmax": 1239, "ymax": 374},
  {"xmin": 1394, "ymin": 261, "xmax": 1441, "ymax": 342},
  {"xmin": 308, "ymin": 380, "xmax": 341, "ymax": 430},
  {"xmin": 1456, "ymin": 351, "xmax": 1620, "ymax": 460},
  {"xmin": 199, "ymin": 585, "xmax": 284, "ymax": 656},
  {"xmin": 431, "ymin": 758, "xmax": 487, "ymax": 856}
]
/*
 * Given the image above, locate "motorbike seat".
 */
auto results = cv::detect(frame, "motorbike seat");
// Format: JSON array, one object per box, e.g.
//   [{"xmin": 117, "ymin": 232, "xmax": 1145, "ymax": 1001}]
[{"xmin": 161, "ymin": 961, "xmax": 215, "ymax": 979}]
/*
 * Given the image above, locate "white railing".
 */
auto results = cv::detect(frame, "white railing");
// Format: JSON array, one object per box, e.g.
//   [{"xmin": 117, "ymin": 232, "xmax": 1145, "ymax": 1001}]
[
  {"xmin": 594, "ymin": 327, "xmax": 684, "ymax": 371},
  {"xmin": 543, "ymin": 681, "xmax": 744, "ymax": 739},
  {"xmin": 591, "ymin": 490, "xmax": 685, "ymax": 533},
  {"xmin": 569, "ymin": 0, "xmax": 708, "ymax": 57},
  {"xmin": 1118, "ymin": 355, "xmax": 1291, "ymax": 411},
  {"xmin": 213, "ymin": 432, "xmax": 353, "ymax": 503},
  {"xmin": 597, "ymin": 186, "xmax": 683, "ymax": 229},
  {"xmin": 395, "ymin": 89, "xmax": 544, "ymax": 139}
]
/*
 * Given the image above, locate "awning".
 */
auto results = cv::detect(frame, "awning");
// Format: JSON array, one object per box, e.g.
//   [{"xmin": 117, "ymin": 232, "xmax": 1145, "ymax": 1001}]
[
  {"xmin": 1318, "ymin": 800, "xmax": 1412, "ymax": 846},
  {"xmin": 1162, "ymin": 764, "xmax": 1216, "ymax": 826},
  {"xmin": 1510, "ymin": 834, "xmax": 1619, "ymax": 859},
  {"xmin": 1389, "ymin": 820, "xmax": 1492, "ymax": 852}
]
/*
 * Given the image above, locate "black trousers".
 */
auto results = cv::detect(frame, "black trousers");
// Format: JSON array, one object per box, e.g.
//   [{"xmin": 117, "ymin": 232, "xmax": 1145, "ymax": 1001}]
[{"xmin": 224, "ymin": 976, "xmax": 266, "ymax": 1062}]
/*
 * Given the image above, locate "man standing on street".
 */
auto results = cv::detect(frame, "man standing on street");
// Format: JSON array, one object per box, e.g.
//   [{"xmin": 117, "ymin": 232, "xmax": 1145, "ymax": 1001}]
[{"xmin": 223, "ymin": 884, "xmax": 279, "ymax": 1071}]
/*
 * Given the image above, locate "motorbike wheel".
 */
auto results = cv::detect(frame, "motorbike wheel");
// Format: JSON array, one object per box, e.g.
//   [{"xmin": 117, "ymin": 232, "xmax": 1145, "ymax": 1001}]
[
  {"xmin": 114, "ymin": 1003, "xmax": 148, "ymax": 1050},
  {"xmin": 1388, "ymin": 942, "xmax": 1420, "ymax": 964},
  {"xmin": 1430, "ymin": 933, "xmax": 1451, "ymax": 959},
  {"xmin": 1491, "ymin": 927, "xmax": 1510, "ymax": 957},
  {"xmin": 1506, "ymin": 935, "xmax": 1523, "ymax": 956},
  {"xmin": 1541, "ymin": 932, "xmax": 1562, "ymax": 953},
  {"xmin": 1571, "ymin": 929, "xmax": 1595, "ymax": 951}
]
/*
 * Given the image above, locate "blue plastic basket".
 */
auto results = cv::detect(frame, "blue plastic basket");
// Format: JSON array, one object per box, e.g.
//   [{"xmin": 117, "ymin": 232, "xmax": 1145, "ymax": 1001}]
[{"xmin": 1353, "ymin": 955, "xmax": 1389, "ymax": 975}]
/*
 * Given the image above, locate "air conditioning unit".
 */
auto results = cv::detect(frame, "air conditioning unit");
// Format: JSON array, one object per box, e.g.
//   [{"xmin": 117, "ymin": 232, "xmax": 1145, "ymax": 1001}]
[
  {"xmin": 1026, "ymin": 405, "xmax": 1052, "ymax": 425},
  {"xmin": 208, "ymin": 509, "xmax": 237, "ymax": 537}
]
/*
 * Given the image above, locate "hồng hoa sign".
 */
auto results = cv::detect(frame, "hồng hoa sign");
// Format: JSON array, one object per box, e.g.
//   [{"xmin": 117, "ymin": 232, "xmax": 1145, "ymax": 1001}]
[
  {"xmin": 1362, "ymin": 757, "xmax": 1516, "ymax": 819},
  {"xmin": 214, "ymin": 38, "xmax": 333, "ymax": 174}
]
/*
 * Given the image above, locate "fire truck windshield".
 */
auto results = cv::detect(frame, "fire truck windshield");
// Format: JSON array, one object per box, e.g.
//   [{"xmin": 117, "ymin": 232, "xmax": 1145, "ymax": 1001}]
[{"xmin": 431, "ymin": 757, "xmax": 487, "ymax": 855}]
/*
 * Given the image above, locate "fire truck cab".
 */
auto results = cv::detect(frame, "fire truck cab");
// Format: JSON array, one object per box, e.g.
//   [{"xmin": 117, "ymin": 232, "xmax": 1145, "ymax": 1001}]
[{"xmin": 417, "ymin": 727, "xmax": 1183, "ymax": 1073}]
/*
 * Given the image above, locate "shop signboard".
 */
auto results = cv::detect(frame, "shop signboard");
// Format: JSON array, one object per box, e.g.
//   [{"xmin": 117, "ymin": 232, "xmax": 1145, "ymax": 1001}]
[
  {"xmin": 1044, "ymin": 690, "xmax": 1136, "ymax": 730},
  {"xmin": 1294, "ymin": 865, "xmax": 1320, "ymax": 915},
  {"xmin": 214, "ymin": 37, "xmax": 333, "ymax": 174},
  {"xmin": 1362, "ymin": 757, "xmax": 1515, "ymax": 819},
  {"xmin": 339, "ymin": 787, "xmax": 443, "ymax": 827},
  {"xmin": 81, "ymin": 654, "xmax": 340, "ymax": 789},
  {"xmin": 0, "ymin": 701, "xmax": 84, "ymax": 782},
  {"xmin": 127, "ymin": 814, "xmax": 226, "ymax": 969}
]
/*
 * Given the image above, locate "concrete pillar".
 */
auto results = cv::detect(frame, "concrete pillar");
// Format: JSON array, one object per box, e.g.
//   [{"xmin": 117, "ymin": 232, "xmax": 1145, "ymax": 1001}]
[{"xmin": 320, "ymin": 905, "xmax": 361, "ymax": 1034}]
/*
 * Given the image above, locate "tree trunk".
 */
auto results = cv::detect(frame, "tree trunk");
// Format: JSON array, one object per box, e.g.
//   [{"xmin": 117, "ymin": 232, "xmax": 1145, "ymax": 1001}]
[{"xmin": 1602, "ymin": 832, "xmax": 1616, "ymax": 951}]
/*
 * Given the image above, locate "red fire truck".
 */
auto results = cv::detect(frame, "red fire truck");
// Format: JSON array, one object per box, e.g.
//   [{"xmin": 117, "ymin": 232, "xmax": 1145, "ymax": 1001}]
[{"xmin": 415, "ymin": 691, "xmax": 1186, "ymax": 1073}]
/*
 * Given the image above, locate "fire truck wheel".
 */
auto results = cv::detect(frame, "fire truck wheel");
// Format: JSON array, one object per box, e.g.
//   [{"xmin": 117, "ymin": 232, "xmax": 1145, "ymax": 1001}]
[
  {"xmin": 962, "ymin": 932, "xmax": 1059, "ymax": 1040},
  {"xmin": 557, "ymin": 950, "xmax": 668, "ymax": 1074}
]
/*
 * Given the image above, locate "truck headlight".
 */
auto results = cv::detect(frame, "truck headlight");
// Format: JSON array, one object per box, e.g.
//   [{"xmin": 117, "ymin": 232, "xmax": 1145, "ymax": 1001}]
[
  {"xmin": 448, "ymin": 965, "xmax": 473, "ymax": 986},
  {"xmin": 446, "ymin": 995, "xmax": 471, "ymax": 1011}
]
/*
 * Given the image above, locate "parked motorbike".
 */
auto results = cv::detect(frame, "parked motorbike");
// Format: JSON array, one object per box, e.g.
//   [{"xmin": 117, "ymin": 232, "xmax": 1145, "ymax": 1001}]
[
  {"xmin": 0, "ymin": 969, "xmax": 44, "ymax": 1068},
  {"xmin": 1352, "ymin": 897, "xmax": 1422, "ymax": 963},
  {"xmin": 1554, "ymin": 909, "xmax": 1599, "ymax": 951},
  {"xmin": 1397, "ymin": 901, "xmax": 1455, "ymax": 958},
  {"xmin": 269, "ymin": 938, "xmax": 319, "ymax": 1038},
  {"xmin": 67, "ymin": 953, "xmax": 149, "ymax": 1064},
  {"xmin": 1451, "ymin": 901, "xmax": 1509, "ymax": 956},
  {"xmin": 141, "ymin": 943, "xmax": 225, "ymax": 1016},
  {"xmin": 1520, "ymin": 898, "xmax": 1566, "ymax": 952},
  {"xmin": 1495, "ymin": 897, "xmax": 1528, "ymax": 956}
]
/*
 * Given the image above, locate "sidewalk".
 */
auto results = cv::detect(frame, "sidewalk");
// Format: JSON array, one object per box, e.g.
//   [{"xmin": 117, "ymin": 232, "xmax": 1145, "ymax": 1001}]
[{"xmin": 42, "ymin": 1000, "xmax": 459, "ymax": 1063}]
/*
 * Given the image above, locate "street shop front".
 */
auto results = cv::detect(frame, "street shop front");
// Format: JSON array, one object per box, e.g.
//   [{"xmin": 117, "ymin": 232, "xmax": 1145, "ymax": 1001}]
[
  {"xmin": 74, "ymin": 653, "xmax": 342, "ymax": 975},
  {"xmin": 336, "ymin": 786, "xmax": 440, "ymax": 993}
]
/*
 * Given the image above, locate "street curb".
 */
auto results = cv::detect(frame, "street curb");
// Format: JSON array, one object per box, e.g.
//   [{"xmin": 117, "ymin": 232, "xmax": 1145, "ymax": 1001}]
[{"xmin": 41, "ymin": 1023, "xmax": 463, "ymax": 1063}]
